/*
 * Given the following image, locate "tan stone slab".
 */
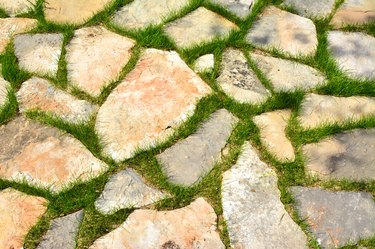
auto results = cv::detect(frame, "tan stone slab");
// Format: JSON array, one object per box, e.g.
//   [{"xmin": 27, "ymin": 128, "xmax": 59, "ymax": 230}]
[
  {"xmin": 66, "ymin": 26, "xmax": 135, "ymax": 97},
  {"xmin": 0, "ymin": 188, "xmax": 47, "ymax": 249},
  {"xmin": 89, "ymin": 198, "xmax": 224, "ymax": 249},
  {"xmin": 95, "ymin": 49, "xmax": 211, "ymax": 162},
  {"xmin": 331, "ymin": 0, "xmax": 375, "ymax": 28},
  {"xmin": 0, "ymin": 0, "xmax": 37, "ymax": 17}
]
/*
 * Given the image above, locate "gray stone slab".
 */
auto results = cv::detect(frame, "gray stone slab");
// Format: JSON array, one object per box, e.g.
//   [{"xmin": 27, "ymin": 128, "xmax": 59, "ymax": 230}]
[
  {"xmin": 209, "ymin": 0, "xmax": 256, "ymax": 18},
  {"xmin": 282, "ymin": 0, "xmax": 336, "ymax": 18}
]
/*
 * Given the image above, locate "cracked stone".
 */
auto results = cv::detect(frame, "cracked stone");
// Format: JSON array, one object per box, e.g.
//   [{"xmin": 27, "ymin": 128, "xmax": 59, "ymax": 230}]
[
  {"xmin": 0, "ymin": 0, "xmax": 37, "ymax": 17},
  {"xmin": 282, "ymin": 0, "xmax": 336, "ymax": 18},
  {"xmin": 331, "ymin": 0, "xmax": 375, "ymax": 28},
  {"xmin": 193, "ymin": 54, "xmax": 215, "ymax": 73},
  {"xmin": 209, "ymin": 0, "xmax": 256, "ymax": 18}
]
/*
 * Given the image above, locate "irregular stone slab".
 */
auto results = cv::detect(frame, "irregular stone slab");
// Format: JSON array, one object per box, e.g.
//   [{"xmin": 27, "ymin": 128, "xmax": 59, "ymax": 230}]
[
  {"xmin": 193, "ymin": 54, "xmax": 215, "ymax": 73},
  {"xmin": 222, "ymin": 142, "xmax": 308, "ymax": 249},
  {"xmin": 246, "ymin": 6, "xmax": 318, "ymax": 57},
  {"xmin": 328, "ymin": 31, "xmax": 375, "ymax": 80},
  {"xmin": 303, "ymin": 128, "xmax": 375, "ymax": 181},
  {"xmin": 111, "ymin": 0, "xmax": 189, "ymax": 30},
  {"xmin": 253, "ymin": 109, "xmax": 295, "ymax": 162},
  {"xmin": 217, "ymin": 48, "xmax": 270, "ymax": 104},
  {"xmin": 282, "ymin": 0, "xmax": 335, "ymax": 18},
  {"xmin": 250, "ymin": 52, "xmax": 326, "ymax": 92},
  {"xmin": 0, "ymin": 0, "xmax": 37, "ymax": 16},
  {"xmin": 290, "ymin": 187, "xmax": 375, "ymax": 248},
  {"xmin": 66, "ymin": 26, "xmax": 135, "ymax": 97},
  {"xmin": 89, "ymin": 198, "xmax": 224, "ymax": 249},
  {"xmin": 298, "ymin": 93, "xmax": 375, "ymax": 129},
  {"xmin": 164, "ymin": 7, "xmax": 238, "ymax": 49},
  {"xmin": 157, "ymin": 109, "xmax": 238, "ymax": 186},
  {"xmin": 0, "ymin": 188, "xmax": 47, "ymax": 249},
  {"xmin": 95, "ymin": 49, "xmax": 211, "ymax": 162},
  {"xmin": 14, "ymin": 33, "xmax": 63, "ymax": 76},
  {"xmin": 37, "ymin": 210, "xmax": 84, "ymax": 249},
  {"xmin": 17, "ymin": 77, "xmax": 98, "ymax": 123},
  {"xmin": 209, "ymin": 0, "xmax": 256, "ymax": 18},
  {"xmin": 0, "ymin": 116, "xmax": 108, "ymax": 193},
  {"xmin": 331, "ymin": 0, "xmax": 375, "ymax": 28},
  {"xmin": 95, "ymin": 169, "xmax": 168, "ymax": 215},
  {"xmin": 0, "ymin": 74, "xmax": 10, "ymax": 108}
]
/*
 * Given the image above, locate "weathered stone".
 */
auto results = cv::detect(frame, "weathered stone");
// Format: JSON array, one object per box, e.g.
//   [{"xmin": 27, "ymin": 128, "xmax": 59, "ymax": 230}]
[
  {"xmin": 95, "ymin": 49, "xmax": 211, "ymax": 162},
  {"xmin": 209, "ymin": 0, "xmax": 256, "ymax": 18},
  {"xmin": 290, "ymin": 187, "xmax": 375, "ymax": 248},
  {"xmin": 89, "ymin": 198, "xmax": 224, "ymax": 249},
  {"xmin": 193, "ymin": 54, "xmax": 215, "ymax": 73},
  {"xmin": 14, "ymin": 33, "xmax": 63, "ymax": 76},
  {"xmin": 0, "ymin": 74, "xmax": 10, "ymax": 108},
  {"xmin": 246, "ymin": 6, "xmax": 318, "ymax": 57},
  {"xmin": 66, "ymin": 26, "xmax": 135, "ymax": 97},
  {"xmin": 164, "ymin": 7, "xmax": 238, "ymax": 48},
  {"xmin": 95, "ymin": 169, "xmax": 168, "ymax": 215},
  {"xmin": 37, "ymin": 210, "xmax": 84, "ymax": 249},
  {"xmin": 222, "ymin": 142, "xmax": 308, "ymax": 249},
  {"xmin": 0, "ymin": 116, "xmax": 108, "ymax": 193},
  {"xmin": 328, "ymin": 31, "xmax": 375, "ymax": 80},
  {"xmin": 157, "ymin": 109, "xmax": 238, "ymax": 186},
  {"xmin": 298, "ymin": 93, "xmax": 375, "ymax": 129},
  {"xmin": 17, "ymin": 77, "xmax": 98, "ymax": 123},
  {"xmin": 331, "ymin": 0, "xmax": 375, "ymax": 28},
  {"xmin": 253, "ymin": 109, "xmax": 295, "ymax": 162},
  {"xmin": 0, "ymin": 188, "xmax": 47, "ymax": 249},
  {"xmin": 282, "ymin": 0, "xmax": 335, "ymax": 18},
  {"xmin": 217, "ymin": 48, "xmax": 270, "ymax": 104},
  {"xmin": 0, "ymin": 0, "xmax": 37, "ymax": 16},
  {"xmin": 303, "ymin": 128, "xmax": 375, "ymax": 181},
  {"xmin": 250, "ymin": 52, "xmax": 326, "ymax": 92}
]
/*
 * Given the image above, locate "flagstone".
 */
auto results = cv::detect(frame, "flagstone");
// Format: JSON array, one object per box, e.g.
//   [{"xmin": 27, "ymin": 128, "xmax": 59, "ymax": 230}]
[
  {"xmin": 209, "ymin": 0, "xmax": 256, "ymax": 18},
  {"xmin": 282, "ymin": 0, "xmax": 336, "ymax": 18},
  {"xmin": 193, "ymin": 54, "xmax": 215, "ymax": 73},
  {"xmin": 331, "ymin": 0, "xmax": 375, "ymax": 28},
  {"xmin": 0, "ymin": 0, "xmax": 37, "ymax": 17}
]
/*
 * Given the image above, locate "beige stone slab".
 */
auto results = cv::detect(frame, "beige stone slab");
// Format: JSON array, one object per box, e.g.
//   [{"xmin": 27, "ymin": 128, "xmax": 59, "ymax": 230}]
[
  {"xmin": 193, "ymin": 54, "xmax": 215, "ymax": 73},
  {"xmin": 331, "ymin": 0, "xmax": 375, "ymax": 28},
  {"xmin": 0, "ymin": 0, "xmax": 37, "ymax": 17}
]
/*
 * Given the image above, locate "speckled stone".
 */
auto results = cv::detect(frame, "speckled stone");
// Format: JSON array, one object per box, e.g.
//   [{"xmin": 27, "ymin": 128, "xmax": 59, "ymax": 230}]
[
  {"xmin": 209, "ymin": 0, "xmax": 256, "ymax": 18},
  {"xmin": 282, "ymin": 0, "xmax": 336, "ymax": 18},
  {"xmin": 331, "ymin": 0, "xmax": 375, "ymax": 28},
  {"xmin": 0, "ymin": 0, "xmax": 37, "ymax": 16},
  {"xmin": 193, "ymin": 54, "xmax": 215, "ymax": 73}
]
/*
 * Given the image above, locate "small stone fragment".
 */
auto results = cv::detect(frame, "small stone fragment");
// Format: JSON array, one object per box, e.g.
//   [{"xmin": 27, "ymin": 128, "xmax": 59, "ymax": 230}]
[
  {"xmin": 0, "ymin": 72, "xmax": 10, "ymax": 108},
  {"xmin": 0, "ymin": 0, "xmax": 37, "ymax": 16},
  {"xmin": 193, "ymin": 54, "xmax": 215, "ymax": 73},
  {"xmin": 210, "ymin": 0, "xmax": 256, "ymax": 18},
  {"xmin": 331, "ymin": 0, "xmax": 375, "ymax": 28},
  {"xmin": 282, "ymin": 0, "xmax": 335, "ymax": 18}
]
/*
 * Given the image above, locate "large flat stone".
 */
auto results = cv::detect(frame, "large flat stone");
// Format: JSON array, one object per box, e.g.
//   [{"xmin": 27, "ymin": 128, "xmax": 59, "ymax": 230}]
[
  {"xmin": 66, "ymin": 26, "xmax": 135, "ymax": 97},
  {"xmin": 222, "ymin": 142, "xmax": 308, "ymax": 249},
  {"xmin": 282, "ymin": 0, "xmax": 336, "ymax": 18},
  {"xmin": 331, "ymin": 0, "xmax": 375, "ymax": 28},
  {"xmin": 290, "ymin": 187, "xmax": 375, "ymax": 248},
  {"xmin": 209, "ymin": 0, "xmax": 256, "ymax": 18},
  {"xmin": 95, "ymin": 49, "xmax": 211, "ymax": 162},
  {"xmin": 328, "ymin": 31, "xmax": 375, "ymax": 80},
  {"xmin": 217, "ymin": 48, "xmax": 270, "ymax": 104},
  {"xmin": 89, "ymin": 198, "xmax": 224, "ymax": 249},
  {"xmin": 0, "ymin": 0, "xmax": 37, "ymax": 16},
  {"xmin": 157, "ymin": 109, "xmax": 238, "ymax": 186},
  {"xmin": 246, "ymin": 6, "xmax": 318, "ymax": 57},
  {"xmin": 0, "ymin": 188, "xmax": 48, "ymax": 249},
  {"xmin": 164, "ymin": 7, "xmax": 238, "ymax": 49},
  {"xmin": 0, "ymin": 116, "xmax": 108, "ymax": 193}
]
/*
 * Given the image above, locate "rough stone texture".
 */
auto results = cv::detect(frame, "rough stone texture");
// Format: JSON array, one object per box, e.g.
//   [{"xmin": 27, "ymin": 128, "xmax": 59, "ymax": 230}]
[
  {"xmin": 0, "ymin": 0, "xmax": 37, "ymax": 16},
  {"xmin": 17, "ymin": 77, "xmax": 98, "ymax": 124},
  {"xmin": 95, "ymin": 49, "xmax": 211, "ymax": 162},
  {"xmin": 44, "ymin": 0, "xmax": 114, "ymax": 25},
  {"xmin": 222, "ymin": 142, "xmax": 308, "ymax": 249},
  {"xmin": 253, "ymin": 109, "xmax": 295, "ymax": 162},
  {"xmin": 111, "ymin": 0, "xmax": 189, "ymax": 30},
  {"xmin": 164, "ymin": 7, "xmax": 238, "ymax": 49},
  {"xmin": 210, "ymin": 0, "xmax": 256, "ymax": 18},
  {"xmin": 250, "ymin": 52, "xmax": 326, "ymax": 92},
  {"xmin": 37, "ymin": 210, "xmax": 84, "ymax": 249},
  {"xmin": 193, "ymin": 54, "xmax": 215, "ymax": 73},
  {"xmin": 302, "ymin": 128, "xmax": 375, "ymax": 181},
  {"xmin": 282, "ymin": 0, "xmax": 335, "ymax": 18},
  {"xmin": 298, "ymin": 93, "xmax": 375, "ymax": 129},
  {"xmin": 95, "ymin": 169, "xmax": 168, "ymax": 215},
  {"xmin": 89, "ymin": 198, "xmax": 225, "ymax": 249},
  {"xmin": 290, "ymin": 187, "xmax": 375, "ymax": 249},
  {"xmin": 0, "ymin": 18, "xmax": 38, "ymax": 54},
  {"xmin": 217, "ymin": 48, "xmax": 270, "ymax": 104},
  {"xmin": 0, "ymin": 188, "xmax": 48, "ymax": 249},
  {"xmin": 328, "ymin": 31, "xmax": 375, "ymax": 80},
  {"xmin": 0, "ymin": 116, "xmax": 108, "ymax": 193},
  {"xmin": 331, "ymin": 0, "xmax": 375, "ymax": 28},
  {"xmin": 157, "ymin": 109, "xmax": 238, "ymax": 186},
  {"xmin": 66, "ymin": 26, "xmax": 135, "ymax": 97},
  {"xmin": 246, "ymin": 6, "xmax": 318, "ymax": 57},
  {"xmin": 0, "ymin": 73, "xmax": 10, "ymax": 108},
  {"xmin": 14, "ymin": 33, "xmax": 63, "ymax": 76}
]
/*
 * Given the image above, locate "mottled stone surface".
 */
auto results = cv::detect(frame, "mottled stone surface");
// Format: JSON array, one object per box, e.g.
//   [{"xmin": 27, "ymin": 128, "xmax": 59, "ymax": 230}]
[
  {"xmin": 193, "ymin": 54, "xmax": 215, "ymax": 73},
  {"xmin": 95, "ymin": 49, "xmax": 211, "ymax": 162},
  {"xmin": 298, "ymin": 94, "xmax": 375, "ymax": 129},
  {"xmin": 290, "ymin": 187, "xmax": 375, "ymax": 248},
  {"xmin": 331, "ymin": 0, "xmax": 375, "ymax": 28},
  {"xmin": 217, "ymin": 48, "xmax": 270, "ymax": 104},
  {"xmin": 66, "ymin": 26, "xmax": 136, "ymax": 97},
  {"xmin": 0, "ymin": 188, "xmax": 48, "ymax": 249},
  {"xmin": 0, "ymin": 0, "xmax": 37, "ymax": 16},
  {"xmin": 14, "ymin": 33, "xmax": 63, "ymax": 76},
  {"xmin": 282, "ymin": 0, "xmax": 335, "ymax": 18},
  {"xmin": 303, "ymin": 128, "xmax": 375, "ymax": 181},
  {"xmin": 17, "ymin": 77, "xmax": 98, "ymax": 123},
  {"xmin": 222, "ymin": 142, "xmax": 307, "ymax": 249},
  {"xmin": 250, "ymin": 52, "xmax": 326, "ymax": 92},
  {"xmin": 0, "ymin": 116, "xmax": 108, "ymax": 193},
  {"xmin": 90, "ymin": 198, "xmax": 224, "ymax": 249},
  {"xmin": 164, "ymin": 7, "xmax": 238, "ymax": 48},
  {"xmin": 328, "ymin": 31, "xmax": 375, "ymax": 80},
  {"xmin": 210, "ymin": 0, "xmax": 256, "ymax": 18},
  {"xmin": 0, "ymin": 74, "xmax": 10, "ymax": 108},
  {"xmin": 95, "ymin": 169, "xmax": 168, "ymax": 215},
  {"xmin": 246, "ymin": 6, "xmax": 318, "ymax": 56},
  {"xmin": 157, "ymin": 109, "xmax": 238, "ymax": 186},
  {"xmin": 37, "ymin": 210, "xmax": 84, "ymax": 249}
]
